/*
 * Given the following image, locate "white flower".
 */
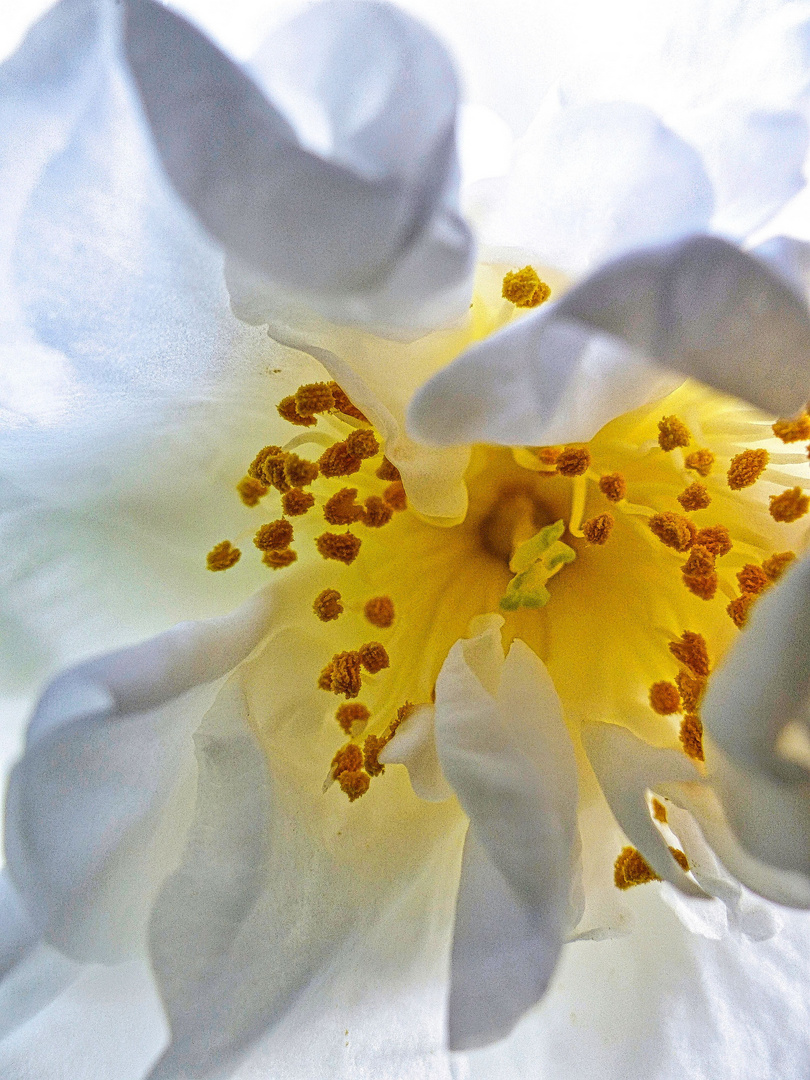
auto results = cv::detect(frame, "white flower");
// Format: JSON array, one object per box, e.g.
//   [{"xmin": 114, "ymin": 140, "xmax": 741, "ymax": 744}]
[{"xmin": 3, "ymin": 1, "xmax": 810, "ymax": 1078}]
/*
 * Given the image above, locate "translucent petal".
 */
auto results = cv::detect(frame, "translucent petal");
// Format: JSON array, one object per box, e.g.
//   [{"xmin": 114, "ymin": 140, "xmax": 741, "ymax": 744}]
[
  {"xmin": 123, "ymin": 0, "xmax": 474, "ymax": 333},
  {"xmin": 4, "ymin": 588, "xmax": 274, "ymax": 961},
  {"xmin": 435, "ymin": 627, "xmax": 579, "ymax": 1049},
  {"xmin": 379, "ymin": 705, "xmax": 454, "ymax": 803}
]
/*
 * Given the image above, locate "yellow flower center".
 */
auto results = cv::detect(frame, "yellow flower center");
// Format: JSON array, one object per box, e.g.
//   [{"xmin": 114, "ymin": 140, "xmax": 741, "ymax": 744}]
[{"xmin": 205, "ymin": 268, "xmax": 810, "ymax": 885}]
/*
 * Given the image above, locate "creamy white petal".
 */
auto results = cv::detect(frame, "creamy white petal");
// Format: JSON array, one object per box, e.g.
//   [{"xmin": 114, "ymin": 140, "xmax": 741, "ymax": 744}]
[
  {"xmin": 753, "ymin": 235, "xmax": 810, "ymax": 299},
  {"xmin": 379, "ymin": 705, "xmax": 454, "ymax": 803},
  {"xmin": 481, "ymin": 102, "xmax": 713, "ymax": 277},
  {"xmin": 410, "ymin": 235, "xmax": 810, "ymax": 447},
  {"xmin": 701, "ymin": 553, "xmax": 810, "ymax": 878},
  {"xmin": 435, "ymin": 628, "xmax": 579, "ymax": 1050},
  {"xmin": 123, "ymin": 0, "xmax": 474, "ymax": 333},
  {"xmin": 4, "ymin": 588, "xmax": 273, "ymax": 962},
  {"xmin": 581, "ymin": 723, "xmax": 705, "ymax": 897}
]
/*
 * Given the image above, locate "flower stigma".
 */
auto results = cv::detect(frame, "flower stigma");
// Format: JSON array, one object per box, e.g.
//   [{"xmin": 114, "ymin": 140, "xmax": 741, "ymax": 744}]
[{"xmin": 206, "ymin": 268, "xmax": 810, "ymax": 893}]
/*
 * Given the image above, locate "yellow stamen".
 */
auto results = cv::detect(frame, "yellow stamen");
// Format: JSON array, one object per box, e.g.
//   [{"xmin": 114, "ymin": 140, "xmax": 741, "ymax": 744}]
[
  {"xmin": 278, "ymin": 395, "xmax": 317, "ymax": 427},
  {"xmin": 737, "ymin": 564, "xmax": 769, "ymax": 595},
  {"xmin": 359, "ymin": 642, "xmax": 390, "ymax": 674},
  {"xmin": 727, "ymin": 593, "xmax": 756, "ymax": 628},
  {"xmin": 335, "ymin": 702, "xmax": 370, "ymax": 736},
  {"xmin": 363, "ymin": 734, "xmax": 387, "ymax": 777},
  {"xmin": 375, "ymin": 457, "xmax": 401, "ymax": 482},
  {"xmin": 364, "ymin": 596, "xmax": 395, "ymax": 628},
  {"xmin": 319, "ymin": 442, "xmax": 362, "ymax": 478},
  {"xmin": 327, "ymin": 382, "xmax": 369, "ymax": 423},
  {"xmin": 582, "ymin": 513, "xmax": 614, "ymax": 545},
  {"xmin": 316, "ymin": 531, "xmax": 362, "ymax": 564},
  {"xmin": 321, "ymin": 652, "xmax": 363, "ymax": 698},
  {"xmin": 382, "ymin": 482, "xmax": 407, "ymax": 511},
  {"xmin": 648, "ymin": 512, "xmax": 696, "ymax": 552},
  {"xmin": 658, "ymin": 415, "xmax": 691, "ymax": 451},
  {"xmin": 727, "ymin": 448, "xmax": 769, "ymax": 490},
  {"xmin": 598, "ymin": 473, "xmax": 627, "ymax": 502},
  {"xmin": 683, "ymin": 545, "xmax": 715, "ymax": 576},
  {"xmin": 362, "ymin": 496, "xmax": 393, "ymax": 528},
  {"xmin": 684, "ymin": 448, "xmax": 715, "ymax": 476},
  {"xmin": 313, "ymin": 589, "xmax": 343, "ymax": 622},
  {"xmin": 762, "ymin": 551, "xmax": 796, "ymax": 580},
  {"xmin": 676, "ymin": 670, "xmax": 705, "ymax": 712},
  {"xmin": 669, "ymin": 631, "xmax": 710, "ymax": 677},
  {"xmin": 649, "ymin": 681, "xmax": 680, "ymax": 715},
  {"xmin": 651, "ymin": 798, "xmax": 668, "ymax": 823},
  {"xmin": 679, "ymin": 714, "xmax": 705, "ymax": 761},
  {"xmin": 682, "ymin": 570, "xmax": 718, "ymax": 600},
  {"xmin": 281, "ymin": 488, "xmax": 316, "ymax": 516},
  {"xmin": 670, "ymin": 847, "xmax": 690, "ymax": 871},
  {"xmin": 773, "ymin": 414, "xmax": 810, "ymax": 443},
  {"xmin": 694, "ymin": 525, "xmax": 732, "ymax": 557},
  {"xmin": 501, "ymin": 266, "xmax": 551, "ymax": 308},
  {"xmin": 345, "ymin": 429, "xmax": 380, "ymax": 461},
  {"xmin": 254, "ymin": 519, "xmax": 294, "ymax": 551},
  {"xmin": 236, "ymin": 475, "xmax": 268, "ymax": 507},
  {"xmin": 284, "ymin": 453, "xmax": 320, "ymax": 488},
  {"xmin": 677, "ymin": 482, "xmax": 711, "ymax": 511},
  {"xmin": 556, "ymin": 445, "xmax": 591, "ymax": 477},
  {"xmin": 769, "ymin": 487, "xmax": 810, "ymax": 523},
  {"xmin": 338, "ymin": 770, "xmax": 371, "ymax": 801},
  {"xmin": 262, "ymin": 548, "xmax": 297, "ymax": 569},
  {"xmin": 206, "ymin": 540, "xmax": 241, "ymax": 571},
  {"xmin": 294, "ymin": 382, "xmax": 335, "ymax": 416},
  {"xmin": 324, "ymin": 488, "xmax": 364, "ymax": 526}
]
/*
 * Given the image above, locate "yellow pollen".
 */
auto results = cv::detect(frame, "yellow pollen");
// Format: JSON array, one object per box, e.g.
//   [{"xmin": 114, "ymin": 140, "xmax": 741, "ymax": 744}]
[
  {"xmin": 362, "ymin": 495, "xmax": 393, "ymax": 528},
  {"xmin": 670, "ymin": 847, "xmax": 690, "ymax": 872},
  {"xmin": 770, "ymin": 487, "xmax": 810, "ymax": 523},
  {"xmin": 375, "ymin": 457, "xmax": 401, "ymax": 482},
  {"xmin": 682, "ymin": 570, "xmax": 718, "ymax": 600},
  {"xmin": 284, "ymin": 453, "xmax": 320, "ymax": 488},
  {"xmin": 313, "ymin": 588, "xmax": 343, "ymax": 622},
  {"xmin": 335, "ymin": 702, "xmax": 370, "ymax": 736},
  {"xmin": 318, "ymin": 442, "xmax": 362, "ymax": 478},
  {"xmin": 684, "ymin": 448, "xmax": 715, "ymax": 476},
  {"xmin": 206, "ymin": 540, "xmax": 241, "ymax": 571},
  {"xmin": 773, "ymin": 414, "xmax": 810, "ymax": 443},
  {"xmin": 236, "ymin": 475, "xmax": 268, "ymax": 507},
  {"xmin": 277, "ymin": 395, "xmax": 317, "ymax": 427},
  {"xmin": 669, "ymin": 631, "xmax": 710, "ymax": 677},
  {"xmin": 281, "ymin": 488, "xmax": 316, "ymax": 516},
  {"xmin": 383, "ymin": 481, "xmax": 407, "ymax": 511},
  {"xmin": 649, "ymin": 681, "xmax": 681, "ymax": 715},
  {"xmin": 582, "ymin": 513, "xmax": 614, "ymax": 545},
  {"xmin": 556, "ymin": 445, "xmax": 591, "ymax": 477},
  {"xmin": 727, "ymin": 448, "xmax": 769, "ymax": 490},
  {"xmin": 501, "ymin": 266, "xmax": 551, "ymax": 308},
  {"xmin": 694, "ymin": 525, "xmax": 732, "ymax": 557},
  {"xmin": 248, "ymin": 446, "xmax": 286, "ymax": 490},
  {"xmin": 254, "ymin": 519, "xmax": 294, "ymax": 551},
  {"xmin": 727, "ymin": 593, "xmax": 756, "ymax": 628},
  {"xmin": 598, "ymin": 473, "xmax": 627, "ymax": 502},
  {"xmin": 338, "ymin": 770, "xmax": 370, "ymax": 801},
  {"xmin": 316, "ymin": 531, "xmax": 362, "ymax": 564},
  {"xmin": 322, "ymin": 652, "xmax": 363, "ymax": 698},
  {"xmin": 683, "ymin": 545, "xmax": 715, "ymax": 576},
  {"xmin": 363, "ymin": 734, "xmax": 387, "ymax": 777},
  {"xmin": 677, "ymin": 482, "xmax": 711, "ymax": 511},
  {"xmin": 324, "ymin": 488, "xmax": 364, "ymax": 526},
  {"xmin": 614, "ymin": 847, "xmax": 660, "ymax": 889},
  {"xmin": 535, "ymin": 446, "xmax": 561, "ymax": 469},
  {"xmin": 331, "ymin": 742, "xmax": 363, "ymax": 777},
  {"xmin": 359, "ymin": 642, "xmax": 390, "ymax": 674},
  {"xmin": 658, "ymin": 415, "xmax": 691, "ymax": 451},
  {"xmin": 364, "ymin": 596, "xmax": 395, "ymax": 628},
  {"xmin": 262, "ymin": 548, "xmax": 297, "ymax": 569},
  {"xmin": 680, "ymin": 715, "xmax": 705, "ymax": 761},
  {"xmin": 345, "ymin": 429, "xmax": 380, "ymax": 460},
  {"xmin": 294, "ymin": 382, "xmax": 335, "ymax": 416},
  {"xmin": 651, "ymin": 798, "xmax": 668, "ymax": 823},
  {"xmin": 327, "ymin": 382, "xmax": 369, "ymax": 423},
  {"xmin": 676, "ymin": 670, "xmax": 705, "ymax": 712},
  {"xmin": 648, "ymin": 512, "xmax": 696, "ymax": 552},
  {"xmin": 737, "ymin": 564, "xmax": 769, "ymax": 595},
  {"xmin": 762, "ymin": 551, "xmax": 797, "ymax": 580}
]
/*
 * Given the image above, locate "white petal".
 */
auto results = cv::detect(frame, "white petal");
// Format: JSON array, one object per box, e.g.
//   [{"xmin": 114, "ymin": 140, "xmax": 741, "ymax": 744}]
[
  {"xmin": 553, "ymin": 235, "xmax": 810, "ymax": 416},
  {"xmin": 581, "ymin": 722, "xmax": 706, "ymax": 897},
  {"xmin": 4, "ymin": 588, "xmax": 274, "ymax": 961},
  {"xmin": 379, "ymin": 705, "xmax": 454, "ymax": 803},
  {"xmin": 435, "ymin": 630, "xmax": 579, "ymax": 1050},
  {"xmin": 701, "ymin": 553, "xmax": 810, "ymax": 878},
  {"xmin": 482, "ymin": 102, "xmax": 712, "ymax": 277},
  {"xmin": 123, "ymin": 0, "xmax": 474, "ymax": 332},
  {"xmin": 408, "ymin": 311, "xmax": 681, "ymax": 448}
]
